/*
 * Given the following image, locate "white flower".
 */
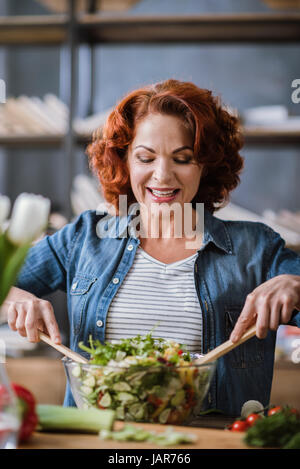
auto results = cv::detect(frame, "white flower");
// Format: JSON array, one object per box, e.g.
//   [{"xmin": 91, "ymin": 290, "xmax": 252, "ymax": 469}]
[
  {"xmin": 7, "ymin": 193, "xmax": 50, "ymax": 245},
  {"xmin": 0, "ymin": 195, "xmax": 11, "ymax": 229}
]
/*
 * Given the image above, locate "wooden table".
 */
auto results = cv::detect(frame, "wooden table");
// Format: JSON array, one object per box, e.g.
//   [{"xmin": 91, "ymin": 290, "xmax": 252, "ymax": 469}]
[{"xmin": 19, "ymin": 421, "xmax": 248, "ymax": 449}]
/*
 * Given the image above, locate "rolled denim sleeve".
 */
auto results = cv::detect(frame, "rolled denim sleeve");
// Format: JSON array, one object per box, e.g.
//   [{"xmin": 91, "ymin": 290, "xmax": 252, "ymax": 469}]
[
  {"xmin": 266, "ymin": 227, "xmax": 300, "ymax": 328},
  {"xmin": 15, "ymin": 213, "xmax": 82, "ymax": 298}
]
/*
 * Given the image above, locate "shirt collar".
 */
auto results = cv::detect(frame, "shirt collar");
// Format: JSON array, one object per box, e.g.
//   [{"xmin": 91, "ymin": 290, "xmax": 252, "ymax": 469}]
[{"xmin": 201, "ymin": 208, "xmax": 233, "ymax": 254}]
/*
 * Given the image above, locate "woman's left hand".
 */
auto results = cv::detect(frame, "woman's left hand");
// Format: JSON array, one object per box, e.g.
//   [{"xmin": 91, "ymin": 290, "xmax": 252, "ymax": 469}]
[{"xmin": 230, "ymin": 274, "xmax": 300, "ymax": 342}]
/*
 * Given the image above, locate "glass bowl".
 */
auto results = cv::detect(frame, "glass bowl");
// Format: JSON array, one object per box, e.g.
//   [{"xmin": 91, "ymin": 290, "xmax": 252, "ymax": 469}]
[{"xmin": 62, "ymin": 355, "xmax": 216, "ymax": 425}]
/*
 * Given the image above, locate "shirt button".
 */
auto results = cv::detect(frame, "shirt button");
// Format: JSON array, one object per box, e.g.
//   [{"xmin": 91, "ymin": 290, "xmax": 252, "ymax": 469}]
[
  {"xmin": 96, "ymin": 320, "xmax": 103, "ymax": 328},
  {"xmin": 112, "ymin": 277, "xmax": 119, "ymax": 285},
  {"xmin": 71, "ymin": 282, "xmax": 78, "ymax": 290},
  {"xmin": 127, "ymin": 244, "xmax": 134, "ymax": 251}
]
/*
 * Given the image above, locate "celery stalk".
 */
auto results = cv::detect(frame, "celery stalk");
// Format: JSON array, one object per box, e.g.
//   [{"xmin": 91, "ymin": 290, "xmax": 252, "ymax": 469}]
[{"xmin": 36, "ymin": 405, "xmax": 115, "ymax": 433}]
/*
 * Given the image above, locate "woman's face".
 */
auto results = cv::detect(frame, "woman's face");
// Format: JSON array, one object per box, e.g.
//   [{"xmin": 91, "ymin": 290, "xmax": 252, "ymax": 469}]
[{"xmin": 126, "ymin": 113, "xmax": 203, "ymax": 211}]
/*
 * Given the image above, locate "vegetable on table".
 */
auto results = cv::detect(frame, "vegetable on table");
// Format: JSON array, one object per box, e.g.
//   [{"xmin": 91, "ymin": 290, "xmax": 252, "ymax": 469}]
[
  {"xmin": 267, "ymin": 405, "xmax": 283, "ymax": 416},
  {"xmin": 8, "ymin": 384, "xmax": 115, "ymax": 442},
  {"xmin": 229, "ymin": 419, "xmax": 249, "ymax": 432},
  {"xmin": 12, "ymin": 383, "xmax": 38, "ymax": 443},
  {"xmin": 244, "ymin": 406, "xmax": 300, "ymax": 449},
  {"xmin": 240, "ymin": 400, "xmax": 264, "ymax": 419},
  {"xmin": 99, "ymin": 424, "xmax": 197, "ymax": 446},
  {"xmin": 36, "ymin": 405, "xmax": 115, "ymax": 433},
  {"xmin": 245, "ymin": 413, "xmax": 262, "ymax": 427},
  {"xmin": 228, "ymin": 404, "xmax": 300, "ymax": 449}
]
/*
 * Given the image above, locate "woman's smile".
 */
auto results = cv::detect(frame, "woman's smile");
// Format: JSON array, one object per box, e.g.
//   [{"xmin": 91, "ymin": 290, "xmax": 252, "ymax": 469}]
[{"xmin": 146, "ymin": 187, "xmax": 180, "ymax": 202}]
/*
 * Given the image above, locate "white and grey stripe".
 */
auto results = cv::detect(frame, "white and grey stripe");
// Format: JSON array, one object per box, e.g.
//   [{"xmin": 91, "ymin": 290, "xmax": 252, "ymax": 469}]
[{"xmin": 105, "ymin": 247, "xmax": 202, "ymax": 352}]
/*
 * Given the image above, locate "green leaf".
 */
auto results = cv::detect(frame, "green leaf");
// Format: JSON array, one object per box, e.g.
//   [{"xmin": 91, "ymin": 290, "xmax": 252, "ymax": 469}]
[{"xmin": 0, "ymin": 239, "xmax": 30, "ymax": 305}]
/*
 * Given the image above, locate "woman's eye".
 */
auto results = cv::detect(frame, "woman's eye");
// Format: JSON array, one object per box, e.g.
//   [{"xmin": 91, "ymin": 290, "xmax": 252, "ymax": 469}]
[
  {"xmin": 174, "ymin": 158, "xmax": 192, "ymax": 164},
  {"xmin": 137, "ymin": 155, "xmax": 154, "ymax": 163}
]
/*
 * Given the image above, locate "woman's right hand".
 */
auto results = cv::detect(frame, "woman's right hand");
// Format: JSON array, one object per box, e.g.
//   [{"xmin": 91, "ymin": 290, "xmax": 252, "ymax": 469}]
[{"xmin": 4, "ymin": 287, "xmax": 61, "ymax": 344}]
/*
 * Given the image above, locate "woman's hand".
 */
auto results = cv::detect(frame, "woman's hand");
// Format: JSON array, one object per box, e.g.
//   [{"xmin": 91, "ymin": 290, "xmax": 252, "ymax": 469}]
[
  {"xmin": 230, "ymin": 274, "xmax": 300, "ymax": 343},
  {"xmin": 4, "ymin": 287, "xmax": 61, "ymax": 344}
]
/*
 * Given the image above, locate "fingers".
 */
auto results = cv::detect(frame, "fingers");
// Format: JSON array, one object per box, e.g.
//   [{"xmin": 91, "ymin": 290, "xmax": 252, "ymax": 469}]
[
  {"xmin": 7, "ymin": 304, "xmax": 18, "ymax": 331},
  {"xmin": 230, "ymin": 276, "xmax": 299, "ymax": 343},
  {"xmin": 280, "ymin": 295, "xmax": 295, "ymax": 324},
  {"xmin": 25, "ymin": 301, "xmax": 40, "ymax": 342},
  {"xmin": 255, "ymin": 300, "xmax": 270, "ymax": 339},
  {"xmin": 6, "ymin": 298, "xmax": 61, "ymax": 344},
  {"xmin": 269, "ymin": 303, "xmax": 281, "ymax": 331},
  {"xmin": 15, "ymin": 306, "xmax": 27, "ymax": 337},
  {"xmin": 230, "ymin": 294, "xmax": 257, "ymax": 342},
  {"xmin": 41, "ymin": 303, "xmax": 61, "ymax": 344}
]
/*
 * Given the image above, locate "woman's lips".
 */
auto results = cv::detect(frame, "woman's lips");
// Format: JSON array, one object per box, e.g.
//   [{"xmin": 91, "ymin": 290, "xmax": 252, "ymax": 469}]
[{"xmin": 146, "ymin": 187, "xmax": 180, "ymax": 202}]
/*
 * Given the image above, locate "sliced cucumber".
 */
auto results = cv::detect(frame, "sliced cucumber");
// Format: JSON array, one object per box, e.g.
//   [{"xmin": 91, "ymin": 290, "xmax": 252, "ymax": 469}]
[
  {"xmin": 83, "ymin": 375, "xmax": 96, "ymax": 387},
  {"xmin": 71, "ymin": 365, "xmax": 81, "ymax": 378},
  {"xmin": 98, "ymin": 392, "xmax": 112, "ymax": 408},
  {"xmin": 117, "ymin": 392, "xmax": 137, "ymax": 403},
  {"xmin": 80, "ymin": 385, "xmax": 93, "ymax": 396},
  {"xmin": 115, "ymin": 406, "xmax": 125, "ymax": 420},
  {"xmin": 113, "ymin": 381, "xmax": 131, "ymax": 392},
  {"xmin": 158, "ymin": 408, "xmax": 171, "ymax": 424},
  {"xmin": 129, "ymin": 403, "xmax": 145, "ymax": 420}
]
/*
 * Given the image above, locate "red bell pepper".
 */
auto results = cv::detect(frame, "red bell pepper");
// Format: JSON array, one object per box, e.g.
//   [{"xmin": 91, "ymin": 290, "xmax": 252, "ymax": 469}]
[{"xmin": 11, "ymin": 383, "xmax": 38, "ymax": 442}]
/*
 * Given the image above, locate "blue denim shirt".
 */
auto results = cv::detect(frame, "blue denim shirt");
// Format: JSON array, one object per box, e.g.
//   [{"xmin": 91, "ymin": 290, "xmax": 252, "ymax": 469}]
[{"xmin": 15, "ymin": 209, "xmax": 300, "ymax": 416}]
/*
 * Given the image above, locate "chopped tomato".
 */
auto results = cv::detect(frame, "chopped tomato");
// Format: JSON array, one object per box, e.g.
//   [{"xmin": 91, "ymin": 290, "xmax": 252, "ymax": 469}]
[
  {"xmin": 267, "ymin": 405, "xmax": 282, "ymax": 416},
  {"xmin": 147, "ymin": 394, "xmax": 163, "ymax": 407},
  {"xmin": 229, "ymin": 420, "xmax": 249, "ymax": 432},
  {"xmin": 246, "ymin": 413, "xmax": 262, "ymax": 427},
  {"xmin": 96, "ymin": 392, "xmax": 105, "ymax": 409},
  {"xmin": 289, "ymin": 407, "xmax": 300, "ymax": 417}
]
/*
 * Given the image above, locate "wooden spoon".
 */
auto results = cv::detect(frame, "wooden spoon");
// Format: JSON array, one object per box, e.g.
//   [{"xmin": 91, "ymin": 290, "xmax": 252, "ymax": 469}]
[
  {"xmin": 193, "ymin": 324, "xmax": 257, "ymax": 365},
  {"xmin": 38, "ymin": 325, "xmax": 257, "ymax": 367},
  {"xmin": 38, "ymin": 331, "xmax": 88, "ymax": 364}
]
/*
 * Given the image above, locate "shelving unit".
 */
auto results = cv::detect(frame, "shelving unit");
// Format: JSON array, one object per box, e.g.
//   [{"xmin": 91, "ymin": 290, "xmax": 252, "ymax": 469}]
[
  {"xmin": 1, "ymin": 6, "xmax": 300, "ymax": 218},
  {"xmin": 1, "ymin": 12, "xmax": 300, "ymax": 45},
  {"xmin": 1, "ymin": 129, "xmax": 300, "ymax": 147}
]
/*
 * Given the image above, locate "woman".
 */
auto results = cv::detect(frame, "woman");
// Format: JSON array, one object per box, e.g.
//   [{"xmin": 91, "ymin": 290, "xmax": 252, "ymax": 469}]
[{"xmin": 4, "ymin": 79, "xmax": 300, "ymax": 416}]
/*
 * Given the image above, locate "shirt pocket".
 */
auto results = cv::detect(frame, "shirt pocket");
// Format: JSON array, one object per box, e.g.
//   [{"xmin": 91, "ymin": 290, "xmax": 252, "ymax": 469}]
[
  {"xmin": 225, "ymin": 307, "xmax": 264, "ymax": 369},
  {"xmin": 70, "ymin": 274, "xmax": 97, "ymax": 335}
]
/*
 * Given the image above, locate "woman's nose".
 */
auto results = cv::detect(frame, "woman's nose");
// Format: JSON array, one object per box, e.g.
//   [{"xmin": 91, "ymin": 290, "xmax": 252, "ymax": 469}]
[{"xmin": 152, "ymin": 157, "xmax": 174, "ymax": 183}]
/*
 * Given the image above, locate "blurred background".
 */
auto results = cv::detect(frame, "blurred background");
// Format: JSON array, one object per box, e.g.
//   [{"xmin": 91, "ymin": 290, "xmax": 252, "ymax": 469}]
[{"xmin": 0, "ymin": 0, "xmax": 299, "ymax": 409}]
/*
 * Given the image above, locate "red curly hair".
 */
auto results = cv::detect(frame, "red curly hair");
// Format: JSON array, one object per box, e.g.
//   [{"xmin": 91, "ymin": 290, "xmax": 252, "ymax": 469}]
[{"xmin": 87, "ymin": 79, "xmax": 244, "ymax": 214}]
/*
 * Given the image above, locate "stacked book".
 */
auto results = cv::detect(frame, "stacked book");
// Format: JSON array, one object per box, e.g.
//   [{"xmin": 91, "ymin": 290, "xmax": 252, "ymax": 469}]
[{"xmin": 0, "ymin": 94, "xmax": 112, "ymax": 139}]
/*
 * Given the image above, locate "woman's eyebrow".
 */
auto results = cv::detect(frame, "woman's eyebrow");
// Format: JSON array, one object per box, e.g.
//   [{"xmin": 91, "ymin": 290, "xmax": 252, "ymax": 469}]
[
  {"xmin": 133, "ymin": 145, "xmax": 193, "ymax": 153},
  {"xmin": 172, "ymin": 145, "xmax": 193, "ymax": 154},
  {"xmin": 134, "ymin": 145, "xmax": 155, "ymax": 153}
]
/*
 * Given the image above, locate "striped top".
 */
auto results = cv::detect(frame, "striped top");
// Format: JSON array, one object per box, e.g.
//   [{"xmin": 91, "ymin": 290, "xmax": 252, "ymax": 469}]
[{"xmin": 105, "ymin": 246, "xmax": 202, "ymax": 352}]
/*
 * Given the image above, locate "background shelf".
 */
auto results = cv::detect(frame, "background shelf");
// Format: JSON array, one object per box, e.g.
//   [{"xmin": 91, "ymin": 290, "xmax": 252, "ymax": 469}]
[
  {"xmin": 0, "ymin": 14, "xmax": 68, "ymax": 45},
  {"xmin": 79, "ymin": 13, "xmax": 300, "ymax": 44},
  {"xmin": 1, "ymin": 13, "xmax": 300, "ymax": 45},
  {"xmin": 1, "ymin": 128, "xmax": 300, "ymax": 147}
]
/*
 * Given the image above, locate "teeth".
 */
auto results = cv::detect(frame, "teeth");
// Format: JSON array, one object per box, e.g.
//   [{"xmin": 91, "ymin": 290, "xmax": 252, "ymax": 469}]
[{"xmin": 151, "ymin": 189, "xmax": 177, "ymax": 197}]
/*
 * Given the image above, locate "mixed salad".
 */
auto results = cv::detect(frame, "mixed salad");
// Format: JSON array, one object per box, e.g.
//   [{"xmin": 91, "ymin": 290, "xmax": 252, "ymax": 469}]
[{"xmin": 68, "ymin": 333, "xmax": 212, "ymax": 425}]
